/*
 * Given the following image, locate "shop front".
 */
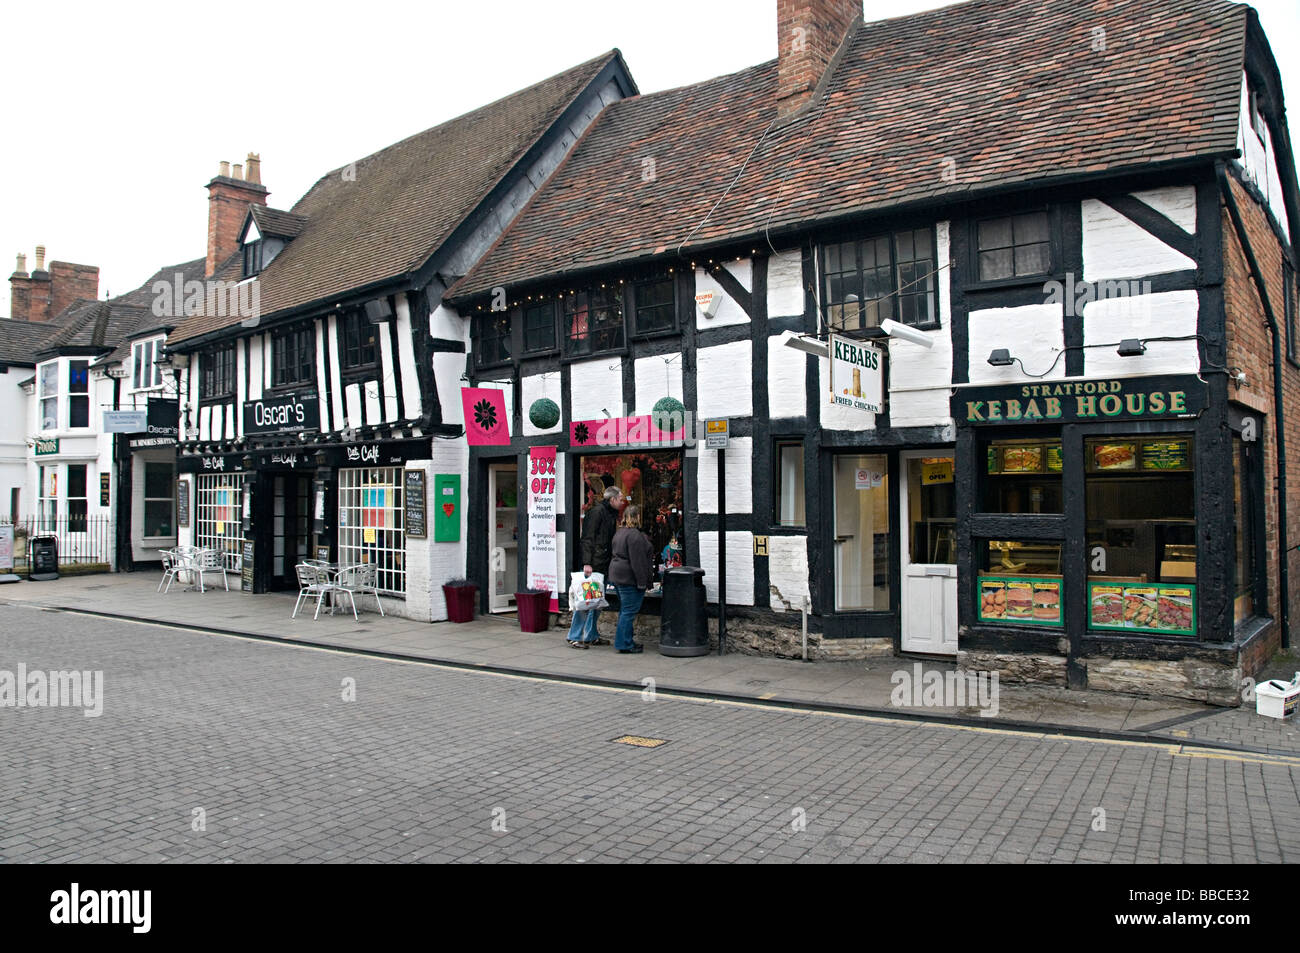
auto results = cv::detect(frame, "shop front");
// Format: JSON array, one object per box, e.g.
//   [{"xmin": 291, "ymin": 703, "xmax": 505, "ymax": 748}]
[{"xmin": 950, "ymin": 373, "xmax": 1258, "ymax": 700}]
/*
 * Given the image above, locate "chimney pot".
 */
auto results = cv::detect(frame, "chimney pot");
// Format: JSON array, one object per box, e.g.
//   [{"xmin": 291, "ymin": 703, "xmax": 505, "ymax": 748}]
[
  {"xmin": 34, "ymin": 245, "xmax": 46, "ymax": 271},
  {"xmin": 245, "ymin": 152, "xmax": 262, "ymax": 185},
  {"xmin": 219, "ymin": 160, "xmax": 231, "ymax": 177},
  {"xmin": 232, "ymin": 163, "xmax": 244, "ymax": 180},
  {"xmin": 15, "ymin": 252, "xmax": 26, "ymax": 275}
]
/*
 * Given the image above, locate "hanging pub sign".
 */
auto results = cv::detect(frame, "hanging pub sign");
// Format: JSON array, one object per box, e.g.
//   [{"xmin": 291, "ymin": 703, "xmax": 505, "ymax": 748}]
[
  {"xmin": 954, "ymin": 375, "xmax": 1207, "ymax": 426},
  {"xmin": 103, "ymin": 410, "xmax": 148, "ymax": 433},
  {"xmin": 828, "ymin": 334, "xmax": 883, "ymax": 414},
  {"xmin": 130, "ymin": 400, "xmax": 179, "ymax": 448},
  {"xmin": 243, "ymin": 392, "xmax": 320, "ymax": 435}
]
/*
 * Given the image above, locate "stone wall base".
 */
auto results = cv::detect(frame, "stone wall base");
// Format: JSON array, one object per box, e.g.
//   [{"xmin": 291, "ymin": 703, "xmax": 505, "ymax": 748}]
[
  {"xmin": 557, "ymin": 611, "xmax": 892, "ymax": 661},
  {"xmin": 1084, "ymin": 656, "xmax": 1241, "ymax": 707},
  {"xmin": 958, "ymin": 650, "xmax": 1069, "ymax": 686}
]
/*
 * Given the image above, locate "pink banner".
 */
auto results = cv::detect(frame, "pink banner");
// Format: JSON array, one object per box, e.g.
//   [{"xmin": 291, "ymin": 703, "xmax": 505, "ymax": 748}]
[
  {"xmin": 569, "ymin": 414, "xmax": 685, "ymax": 448},
  {"xmin": 461, "ymin": 387, "xmax": 511, "ymax": 445},
  {"xmin": 526, "ymin": 445, "xmax": 560, "ymax": 612}
]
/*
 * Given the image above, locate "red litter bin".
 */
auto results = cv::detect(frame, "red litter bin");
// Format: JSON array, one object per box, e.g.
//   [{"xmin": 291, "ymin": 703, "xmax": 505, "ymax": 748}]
[{"xmin": 516, "ymin": 589, "xmax": 552, "ymax": 632}]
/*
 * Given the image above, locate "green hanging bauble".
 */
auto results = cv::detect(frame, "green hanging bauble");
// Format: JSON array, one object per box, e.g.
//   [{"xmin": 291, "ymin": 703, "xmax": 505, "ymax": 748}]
[
  {"xmin": 529, "ymin": 397, "xmax": 560, "ymax": 429},
  {"xmin": 652, "ymin": 396, "xmax": 686, "ymax": 429}
]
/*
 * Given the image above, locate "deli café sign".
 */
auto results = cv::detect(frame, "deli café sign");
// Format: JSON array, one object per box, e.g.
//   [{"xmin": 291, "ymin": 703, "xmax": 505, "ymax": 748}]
[
  {"xmin": 243, "ymin": 392, "xmax": 320, "ymax": 434},
  {"xmin": 954, "ymin": 375, "xmax": 1207, "ymax": 426}
]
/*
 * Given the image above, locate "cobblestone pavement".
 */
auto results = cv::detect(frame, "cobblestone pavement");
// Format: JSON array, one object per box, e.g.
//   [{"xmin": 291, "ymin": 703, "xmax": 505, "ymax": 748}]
[{"xmin": 2, "ymin": 604, "xmax": 1299, "ymax": 863}]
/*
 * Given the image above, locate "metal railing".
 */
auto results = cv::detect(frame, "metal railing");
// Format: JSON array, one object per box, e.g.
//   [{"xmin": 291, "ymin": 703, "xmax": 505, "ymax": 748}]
[{"xmin": 0, "ymin": 515, "xmax": 114, "ymax": 570}]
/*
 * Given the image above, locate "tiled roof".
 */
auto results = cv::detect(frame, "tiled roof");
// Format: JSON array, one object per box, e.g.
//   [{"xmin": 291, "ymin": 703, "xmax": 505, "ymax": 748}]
[
  {"xmin": 36, "ymin": 299, "xmax": 153, "ymax": 357},
  {"xmin": 449, "ymin": 0, "xmax": 1248, "ymax": 299},
  {"xmin": 0, "ymin": 318, "xmax": 55, "ymax": 366},
  {"xmin": 249, "ymin": 206, "xmax": 307, "ymax": 239},
  {"xmin": 167, "ymin": 50, "xmax": 623, "ymax": 345}
]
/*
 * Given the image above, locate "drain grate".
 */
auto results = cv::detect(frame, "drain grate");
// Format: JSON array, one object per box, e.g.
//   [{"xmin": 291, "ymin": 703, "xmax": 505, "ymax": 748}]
[{"xmin": 611, "ymin": 735, "xmax": 670, "ymax": 749}]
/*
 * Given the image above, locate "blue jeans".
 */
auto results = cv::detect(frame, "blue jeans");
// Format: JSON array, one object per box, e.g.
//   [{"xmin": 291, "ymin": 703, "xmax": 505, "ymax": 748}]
[
  {"xmin": 567, "ymin": 606, "xmax": 601, "ymax": 643},
  {"xmin": 614, "ymin": 585, "xmax": 645, "ymax": 651}
]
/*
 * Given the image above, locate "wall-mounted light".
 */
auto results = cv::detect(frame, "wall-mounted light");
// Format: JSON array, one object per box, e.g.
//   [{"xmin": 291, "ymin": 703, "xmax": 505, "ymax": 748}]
[
  {"xmin": 880, "ymin": 318, "xmax": 934, "ymax": 350},
  {"xmin": 986, "ymin": 348, "xmax": 1015, "ymax": 367},
  {"xmin": 1116, "ymin": 339, "xmax": 1146, "ymax": 357},
  {"xmin": 779, "ymin": 330, "xmax": 829, "ymax": 358}
]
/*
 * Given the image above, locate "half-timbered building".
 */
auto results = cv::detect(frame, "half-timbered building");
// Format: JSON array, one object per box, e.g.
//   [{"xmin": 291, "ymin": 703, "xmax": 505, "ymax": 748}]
[
  {"xmin": 163, "ymin": 54, "xmax": 636, "ymax": 618},
  {"xmin": 443, "ymin": 0, "xmax": 1300, "ymax": 702}
]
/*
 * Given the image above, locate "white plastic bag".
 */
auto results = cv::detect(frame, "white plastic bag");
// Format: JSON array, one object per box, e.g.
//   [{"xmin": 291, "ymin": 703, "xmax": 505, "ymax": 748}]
[{"xmin": 569, "ymin": 571, "xmax": 608, "ymax": 611}]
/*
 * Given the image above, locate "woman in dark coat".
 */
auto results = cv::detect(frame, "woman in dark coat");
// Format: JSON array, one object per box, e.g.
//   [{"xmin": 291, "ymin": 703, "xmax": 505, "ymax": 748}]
[{"xmin": 607, "ymin": 504, "xmax": 655, "ymax": 654}]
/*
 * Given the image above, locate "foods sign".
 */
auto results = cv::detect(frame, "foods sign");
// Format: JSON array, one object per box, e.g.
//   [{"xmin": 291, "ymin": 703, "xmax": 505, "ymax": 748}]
[
  {"xmin": 829, "ymin": 335, "xmax": 883, "ymax": 415},
  {"xmin": 954, "ymin": 375, "xmax": 1206, "ymax": 426}
]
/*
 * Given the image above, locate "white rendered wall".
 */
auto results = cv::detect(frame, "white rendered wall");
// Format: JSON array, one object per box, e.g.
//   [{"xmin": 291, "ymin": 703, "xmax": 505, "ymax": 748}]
[
  {"xmin": 696, "ymin": 530, "xmax": 755, "ymax": 606},
  {"xmin": 1081, "ymin": 195, "xmax": 1196, "ymax": 281},
  {"xmin": 694, "ymin": 260, "xmax": 752, "ymax": 329},
  {"xmin": 696, "ymin": 341, "xmax": 752, "ymax": 418},
  {"xmin": 633, "ymin": 354, "xmax": 684, "ymax": 417},
  {"xmin": 766, "ymin": 249, "xmax": 804, "ymax": 318},
  {"xmin": 767, "ymin": 535, "xmax": 810, "ymax": 612},
  {"xmin": 766, "ymin": 336, "xmax": 806, "ymax": 419},
  {"xmin": 695, "ymin": 436, "xmax": 752, "ymax": 515},
  {"xmin": 569, "ymin": 358, "xmax": 624, "ymax": 421},
  {"xmin": 1082, "ymin": 290, "xmax": 1200, "ymax": 377},
  {"xmin": 966, "ymin": 304, "xmax": 1064, "ymax": 385}
]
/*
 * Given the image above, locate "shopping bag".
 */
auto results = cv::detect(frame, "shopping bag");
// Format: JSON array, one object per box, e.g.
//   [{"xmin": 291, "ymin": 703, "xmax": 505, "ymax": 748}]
[{"xmin": 569, "ymin": 571, "xmax": 609, "ymax": 611}]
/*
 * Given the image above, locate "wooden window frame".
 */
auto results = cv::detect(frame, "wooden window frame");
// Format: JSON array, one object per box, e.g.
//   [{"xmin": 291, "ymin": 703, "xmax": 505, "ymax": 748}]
[
  {"xmin": 272, "ymin": 326, "xmax": 315, "ymax": 389},
  {"xmin": 200, "ymin": 346, "xmax": 235, "ymax": 400},
  {"xmin": 341, "ymin": 310, "xmax": 378, "ymax": 372},
  {"xmin": 820, "ymin": 226, "xmax": 940, "ymax": 335}
]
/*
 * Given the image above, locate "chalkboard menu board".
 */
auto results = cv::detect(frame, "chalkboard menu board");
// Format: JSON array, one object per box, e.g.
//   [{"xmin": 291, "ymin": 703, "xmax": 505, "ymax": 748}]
[
  {"xmin": 241, "ymin": 539, "xmax": 255, "ymax": 592},
  {"xmin": 405, "ymin": 469, "xmax": 427, "ymax": 538},
  {"xmin": 177, "ymin": 480, "xmax": 190, "ymax": 528}
]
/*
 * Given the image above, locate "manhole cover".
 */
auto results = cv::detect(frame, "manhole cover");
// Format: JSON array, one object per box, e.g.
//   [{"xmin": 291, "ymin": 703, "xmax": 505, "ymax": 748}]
[{"xmin": 611, "ymin": 735, "xmax": 670, "ymax": 749}]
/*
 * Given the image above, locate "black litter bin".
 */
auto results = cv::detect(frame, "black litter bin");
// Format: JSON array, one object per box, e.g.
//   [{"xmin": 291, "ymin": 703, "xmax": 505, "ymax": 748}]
[
  {"xmin": 659, "ymin": 566, "xmax": 709, "ymax": 657},
  {"xmin": 28, "ymin": 534, "xmax": 58, "ymax": 581}
]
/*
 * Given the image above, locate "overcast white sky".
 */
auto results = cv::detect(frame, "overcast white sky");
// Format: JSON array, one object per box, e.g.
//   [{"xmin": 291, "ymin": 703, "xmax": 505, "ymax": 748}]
[{"xmin": 1, "ymin": 0, "xmax": 1295, "ymax": 312}]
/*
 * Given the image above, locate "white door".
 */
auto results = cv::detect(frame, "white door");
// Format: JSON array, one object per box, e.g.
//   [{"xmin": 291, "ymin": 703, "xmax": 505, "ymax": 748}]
[
  {"xmin": 900, "ymin": 453, "xmax": 958, "ymax": 655},
  {"xmin": 487, "ymin": 464, "xmax": 518, "ymax": 613}
]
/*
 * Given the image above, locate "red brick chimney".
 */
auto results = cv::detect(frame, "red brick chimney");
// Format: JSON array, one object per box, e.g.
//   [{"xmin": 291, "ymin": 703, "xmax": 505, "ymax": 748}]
[
  {"xmin": 206, "ymin": 153, "xmax": 269, "ymax": 278},
  {"xmin": 776, "ymin": 0, "xmax": 862, "ymax": 119},
  {"xmin": 8, "ymin": 246, "xmax": 99, "ymax": 322}
]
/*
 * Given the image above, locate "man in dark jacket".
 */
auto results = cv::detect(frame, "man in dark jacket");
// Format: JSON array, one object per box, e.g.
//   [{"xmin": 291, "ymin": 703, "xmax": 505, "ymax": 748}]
[{"xmin": 568, "ymin": 487, "xmax": 623, "ymax": 647}]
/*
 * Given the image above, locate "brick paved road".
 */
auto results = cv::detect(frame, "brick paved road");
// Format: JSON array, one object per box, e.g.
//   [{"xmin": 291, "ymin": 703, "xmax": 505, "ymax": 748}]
[{"xmin": 2, "ymin": 603, "xmax": 1298, "ymax": 863}]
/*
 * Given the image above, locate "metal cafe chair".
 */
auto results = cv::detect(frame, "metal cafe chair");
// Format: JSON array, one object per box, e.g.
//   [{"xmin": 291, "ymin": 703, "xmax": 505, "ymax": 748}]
[
  {"xmin": 158, "ymin": 549, "xmax": 182, "ymax": 593},
  {"xmin": 293, "ymin": 563, "xmax": 332, "ymax": 619},
  {"xmin": 320, "ymin": 564, "xmax": 359, "ymax": 621},
  {"xmin": 336, "ymin": 563, "xmax": 385, "ymax": 617},
  {"xmin": 193, "ymin": 547, "xmax": 230, "ymax": 593}
]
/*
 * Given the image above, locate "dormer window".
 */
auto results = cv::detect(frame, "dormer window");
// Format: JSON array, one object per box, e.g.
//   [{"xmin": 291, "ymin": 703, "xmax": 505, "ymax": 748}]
[{"xmin": 242, "ymin": 239, "xmax": 264, "ymax": 278}]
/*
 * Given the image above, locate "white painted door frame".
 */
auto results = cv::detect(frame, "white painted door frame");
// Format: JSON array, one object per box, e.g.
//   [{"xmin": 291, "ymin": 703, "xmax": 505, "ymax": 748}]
[{"xmin": 900, "ymin": 450, "xmax": 958, "ymax": 655}]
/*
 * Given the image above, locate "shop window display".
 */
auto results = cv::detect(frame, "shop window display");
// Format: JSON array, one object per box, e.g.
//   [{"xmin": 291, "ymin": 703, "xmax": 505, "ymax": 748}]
[{"xmin": 578, "ymin": 451, "xmax": 683, "ymax": 569}]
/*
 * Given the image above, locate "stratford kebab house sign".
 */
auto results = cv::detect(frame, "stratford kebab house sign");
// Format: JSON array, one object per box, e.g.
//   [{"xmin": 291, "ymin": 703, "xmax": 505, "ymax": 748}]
[
  {"xmin": 953, "ymin": 375, "xmax": 1208, "ymax": 426},
  {"xmin": 243, "ymin": 391, "xmax": 321, "ymax": 435}
]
